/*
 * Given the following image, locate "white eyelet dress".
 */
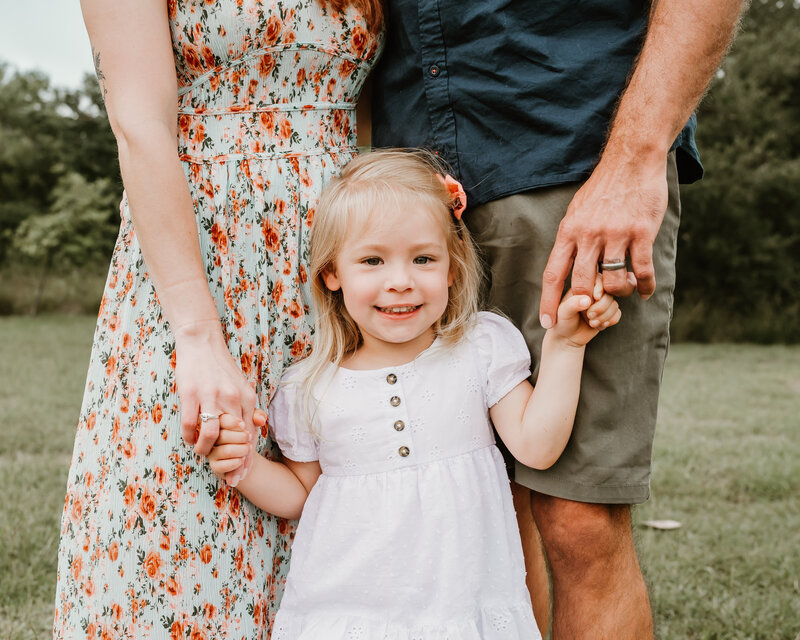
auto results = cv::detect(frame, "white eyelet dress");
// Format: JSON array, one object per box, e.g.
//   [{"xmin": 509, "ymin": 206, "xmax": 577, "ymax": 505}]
[{"xmin": 269, "ymin": 312, "xmax": 542, "ymax": 639}]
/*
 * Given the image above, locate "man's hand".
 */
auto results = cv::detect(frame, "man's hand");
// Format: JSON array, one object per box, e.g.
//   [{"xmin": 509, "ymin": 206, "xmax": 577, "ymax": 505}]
[{"xmin": 539, "ymin": 149, "xmax": 667, "ymax": 328}]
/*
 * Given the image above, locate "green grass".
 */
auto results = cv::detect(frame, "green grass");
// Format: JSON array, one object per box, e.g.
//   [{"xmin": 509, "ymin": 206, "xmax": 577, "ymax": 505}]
[{"xmin": 1, "ymin": 317, "xmax": 799, "ymax": 639}]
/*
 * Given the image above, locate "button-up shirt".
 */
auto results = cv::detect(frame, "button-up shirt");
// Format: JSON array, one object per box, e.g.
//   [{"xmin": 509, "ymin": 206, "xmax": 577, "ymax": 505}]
[{"xmin": 371, "ymin": 0, "xmax": 703, "ymax": 208}]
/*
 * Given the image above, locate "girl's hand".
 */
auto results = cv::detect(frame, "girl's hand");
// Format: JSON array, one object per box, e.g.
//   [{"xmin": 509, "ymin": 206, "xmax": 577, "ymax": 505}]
[
  {"xmin": 552, "ymin": 275, "xmax": 623, "ymax": 347},
  {"xmin": 208, "ymin": 413, "xmax": 256, "ymax": 482},
  {"xmin": 218, "ymin": 408, "xmax": 268, "ymax": 487}
]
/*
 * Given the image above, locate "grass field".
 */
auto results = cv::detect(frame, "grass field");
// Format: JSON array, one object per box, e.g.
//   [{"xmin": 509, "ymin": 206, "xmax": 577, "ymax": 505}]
[{"xmin": 1, "ymin": 316, "xmax": 798, "ymax": 639}]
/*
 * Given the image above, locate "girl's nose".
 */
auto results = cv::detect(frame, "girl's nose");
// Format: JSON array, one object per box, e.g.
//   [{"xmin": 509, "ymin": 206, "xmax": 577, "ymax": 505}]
[{"xmin": 385, "ymin": 265, "xmax": 414, "ymax": 292}]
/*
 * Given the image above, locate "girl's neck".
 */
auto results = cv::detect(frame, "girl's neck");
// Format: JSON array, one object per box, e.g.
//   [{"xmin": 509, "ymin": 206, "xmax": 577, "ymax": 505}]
[{"xmin": 340, "ymin": 327, "xmax": 437, "ymax": 371}]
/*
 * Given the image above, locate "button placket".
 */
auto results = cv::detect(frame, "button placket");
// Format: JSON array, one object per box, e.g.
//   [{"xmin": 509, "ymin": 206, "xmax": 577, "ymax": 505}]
[{"xmin": 387, "ymin": 372, "xmax": 411, "ymax": 458}]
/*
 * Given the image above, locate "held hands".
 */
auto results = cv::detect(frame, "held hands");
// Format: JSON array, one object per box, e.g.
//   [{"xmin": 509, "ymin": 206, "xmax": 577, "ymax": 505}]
[
  {"xmin": 539, "ymin": 149, "xmax": 668, "ymax": 329},
  {"xmin": 174, "ymin": 321, "xmax": 259, "ymax": 459},
  {"xmin": 208, "ymin": 408, "xmax": 268, "ymax": 487},
  {"xmin": 551, "ymin": 275, "xmax": 624, "ymax": 347}
]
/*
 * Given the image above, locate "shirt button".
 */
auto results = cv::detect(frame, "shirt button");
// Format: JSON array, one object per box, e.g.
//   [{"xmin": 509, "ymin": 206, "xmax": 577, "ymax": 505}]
[
  {"xmin": 390, "ymin": 396, "xmax": 401, "ymax": 407},
  {"xmin": 398, "ymin": 446, "xmax": 410, "ymax": 457},
  {"xmin": 386, "ymin": 373, "xmax": 397, "ymax": 385},
  {"xmin": 394, "ymin": 420, "xmax": 405, "ymax": 432},
  {"xmin": 429, "ymin": 64, "xmax": 440, "ymax": 77}
]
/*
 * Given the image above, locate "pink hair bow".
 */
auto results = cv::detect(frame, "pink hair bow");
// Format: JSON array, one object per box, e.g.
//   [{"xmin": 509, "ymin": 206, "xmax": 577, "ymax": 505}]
[{"xmin": 437, "ymin": 174, "xmax": 467, "ymax": 220}]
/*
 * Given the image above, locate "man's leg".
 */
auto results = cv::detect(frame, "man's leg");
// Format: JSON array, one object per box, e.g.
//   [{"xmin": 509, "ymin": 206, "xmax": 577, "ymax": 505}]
[
  {"xmin": 531, "ymin": 494, "xmax": 652, "ymax": 639},
  {"xmin": 511, "ymin": 482, "xmax": 550, "ymax": 636},
  {"xmin": 465, "ymin": 152, "xmax": 680, "ymax": 640}
]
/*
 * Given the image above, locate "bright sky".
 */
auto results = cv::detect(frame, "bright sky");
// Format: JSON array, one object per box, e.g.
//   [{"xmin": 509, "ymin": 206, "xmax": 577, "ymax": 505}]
[{"xmin": 0, "ymin": 0, "xmax": 94, "ymax": 88}]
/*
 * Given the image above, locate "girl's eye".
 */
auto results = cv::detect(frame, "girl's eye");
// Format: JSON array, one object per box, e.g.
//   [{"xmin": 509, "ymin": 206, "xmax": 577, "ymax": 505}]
[
  {"xmin": 363, "ymin": 257, "xmax": 382, "ymax": 266},
  {"xmin": 413, "ymin": 256, "xmax": 433, "ymax": 265}
]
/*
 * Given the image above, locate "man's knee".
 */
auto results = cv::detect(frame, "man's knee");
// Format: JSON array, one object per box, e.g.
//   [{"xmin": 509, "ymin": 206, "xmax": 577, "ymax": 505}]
[{"xmin": 530, "ymin": 492, "xmax": 633, "ymax": 573}]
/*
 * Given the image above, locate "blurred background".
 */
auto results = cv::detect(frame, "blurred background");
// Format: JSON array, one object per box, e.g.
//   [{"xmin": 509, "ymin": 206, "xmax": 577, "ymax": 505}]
[
  {"xmin": 0, "ymin": 1, "xmax": 798, "ymax": 340},
  {"xmin": 0, "ymin": 1, "xmax": 798, "ymax": 638}
]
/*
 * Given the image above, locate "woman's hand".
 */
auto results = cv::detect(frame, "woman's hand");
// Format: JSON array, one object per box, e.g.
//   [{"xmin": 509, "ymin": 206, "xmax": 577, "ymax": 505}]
[{"xmin": 175, "ymin": 320, "xmax": 259, "ymax": 459}]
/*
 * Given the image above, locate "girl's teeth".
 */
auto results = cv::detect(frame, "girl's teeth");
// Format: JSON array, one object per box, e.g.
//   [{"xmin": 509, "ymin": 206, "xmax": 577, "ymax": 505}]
[{"xmin": 382, "ymin": 306, "xmax": 417, "ymax": 313}]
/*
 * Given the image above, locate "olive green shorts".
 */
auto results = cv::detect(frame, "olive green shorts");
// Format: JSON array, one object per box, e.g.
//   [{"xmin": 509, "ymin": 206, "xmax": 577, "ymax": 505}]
[{"xmin": 465, "ymin": 153, "xmax": 681, "ymax": 505}]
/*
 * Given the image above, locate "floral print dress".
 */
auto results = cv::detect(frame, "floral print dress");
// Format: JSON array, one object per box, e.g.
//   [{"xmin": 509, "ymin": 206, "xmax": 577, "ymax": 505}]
[{"xmin": 53, "ymin": 2, "xmax": 381, "ymax": 638}]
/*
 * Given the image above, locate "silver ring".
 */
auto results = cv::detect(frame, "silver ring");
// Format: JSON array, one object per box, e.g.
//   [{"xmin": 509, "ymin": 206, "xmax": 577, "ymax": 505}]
[
  {"xmin": 599, "ymin": 259, "xmax": 627, "ymax": 271},
  {"xmin": 198, "ymin": 412, "xmax": 221, "ymax": 422}
]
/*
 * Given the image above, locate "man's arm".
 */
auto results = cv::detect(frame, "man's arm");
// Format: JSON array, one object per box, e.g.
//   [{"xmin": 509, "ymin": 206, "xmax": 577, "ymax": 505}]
[{"xmin": 539, "ymin": 0, "xmax": 746, "ymax": 329}]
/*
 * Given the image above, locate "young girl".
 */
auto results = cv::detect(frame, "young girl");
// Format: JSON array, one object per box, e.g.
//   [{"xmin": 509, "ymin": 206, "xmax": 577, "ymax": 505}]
[{"xmin": 207, "ymin": 150, "xmax": 621, "ymax": 639}]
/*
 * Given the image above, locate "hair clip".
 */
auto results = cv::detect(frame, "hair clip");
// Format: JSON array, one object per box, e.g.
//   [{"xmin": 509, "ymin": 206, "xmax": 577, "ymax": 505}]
[{"xmin": 437, "ymin": 174, "xmax": 467, "ymax": 220}]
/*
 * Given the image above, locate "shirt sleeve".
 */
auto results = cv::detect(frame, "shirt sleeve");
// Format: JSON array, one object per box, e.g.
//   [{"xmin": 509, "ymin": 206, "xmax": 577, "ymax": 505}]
[
  {"xmin": 268, "ymin": 369, "xmax": 319, "ymax": 462},
  {"xmin": 472, "ymin": 311, "xmax": 532, "ymax": 407}
]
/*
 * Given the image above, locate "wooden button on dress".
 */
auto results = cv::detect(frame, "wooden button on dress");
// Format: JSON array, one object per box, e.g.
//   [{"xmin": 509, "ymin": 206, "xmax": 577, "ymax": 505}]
[
  {"xmin": 390, "ymin": 396, "xmax": 401, "ymax": 407},
  {"xmin": 394, "ymin": 420, "xmax": 405, "ymax": 431},
  {"xmin": 386, "ymin": 373, "xmax": 397, "ymax": 385},
  {"xmin": 398, "ymin": 446, "xmax": 410, "ymax": 457}
]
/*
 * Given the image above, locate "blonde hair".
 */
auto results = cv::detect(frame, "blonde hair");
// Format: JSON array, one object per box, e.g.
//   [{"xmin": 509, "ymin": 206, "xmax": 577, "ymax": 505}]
[{"xmin": 295, "ymin": 148, "xmax": 482, "ymax": 427}]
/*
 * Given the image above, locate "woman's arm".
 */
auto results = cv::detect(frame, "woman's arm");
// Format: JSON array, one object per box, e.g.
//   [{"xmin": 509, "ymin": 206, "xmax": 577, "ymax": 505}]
[
  {"xmin": 81, "ymin": 0, "xmax": 258, "ymax": 453},
  {"xmin": 491, "ymin": 289, "xmax": 621, "ymax": 469}
]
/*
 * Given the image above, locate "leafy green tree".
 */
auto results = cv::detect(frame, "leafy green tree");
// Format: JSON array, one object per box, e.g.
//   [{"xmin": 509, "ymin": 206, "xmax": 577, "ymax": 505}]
[
  {"xmin": 676, "ymin": 1, "xmax": 800, "ymax": 342},
  {"xmin": 0, "ymin": 64, "xmax": 118, "ymax": 265},
  {"xmin": 12, "ymin": 172, "xmax": 118, "ymax": 314}
]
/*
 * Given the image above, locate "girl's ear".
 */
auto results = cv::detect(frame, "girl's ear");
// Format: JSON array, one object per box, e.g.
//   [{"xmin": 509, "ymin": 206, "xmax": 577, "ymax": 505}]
[{"xmin": 322, "ymin": 268, "xmax": 341, "ymax": 291}]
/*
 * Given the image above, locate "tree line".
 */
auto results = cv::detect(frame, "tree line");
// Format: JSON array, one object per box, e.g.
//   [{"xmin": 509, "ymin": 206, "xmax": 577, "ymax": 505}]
[{"xmin": 0, "ymin": 2, "xmax": 797, "ymax": 341}]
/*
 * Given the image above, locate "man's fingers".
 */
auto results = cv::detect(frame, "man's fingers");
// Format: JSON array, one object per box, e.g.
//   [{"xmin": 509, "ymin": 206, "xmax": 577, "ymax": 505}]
[
  {"xmin": 540, "ymin": 241, "xmax": 575, "ymax": 328},
  {"xmin": 600, "ymin": 245, "xmax": 633, "ymax": 296},
  {"xmin": 629, "ymin": 240, "xmax": 656, "ymax": 299},
  {"xmin": 571, "ymin": 244, "xmax": 602, "ymax": 299}
]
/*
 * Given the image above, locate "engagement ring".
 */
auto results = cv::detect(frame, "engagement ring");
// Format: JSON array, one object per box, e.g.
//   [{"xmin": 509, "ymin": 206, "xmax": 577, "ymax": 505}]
[{"xmin": 198, "ymin": 412, "xmax": 221, "ymax": 422}]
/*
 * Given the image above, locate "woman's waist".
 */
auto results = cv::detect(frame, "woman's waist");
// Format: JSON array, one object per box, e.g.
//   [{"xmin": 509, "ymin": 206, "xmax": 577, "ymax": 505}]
[{"xmin": 176, "ymin": 103, "xmax": 357, "ymax": 162}]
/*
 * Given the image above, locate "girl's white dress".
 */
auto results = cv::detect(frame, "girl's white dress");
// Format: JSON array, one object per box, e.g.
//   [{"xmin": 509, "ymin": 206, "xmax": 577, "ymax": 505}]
[{"xmin": 270, "ymin": 312, "xmax": 542, "ymax": 639}]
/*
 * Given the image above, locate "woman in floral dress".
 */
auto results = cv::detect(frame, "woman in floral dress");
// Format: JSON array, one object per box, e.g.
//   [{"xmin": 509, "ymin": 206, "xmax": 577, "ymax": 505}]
[{"xmin": 54, "ymin": 1, "xmax": 382, "ymax": 637}]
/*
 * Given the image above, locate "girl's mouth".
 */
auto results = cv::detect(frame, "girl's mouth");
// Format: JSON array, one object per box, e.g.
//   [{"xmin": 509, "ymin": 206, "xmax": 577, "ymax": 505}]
[{"xmin": 377, "ymin": 305, "xmax": 422, "ymax": 315}]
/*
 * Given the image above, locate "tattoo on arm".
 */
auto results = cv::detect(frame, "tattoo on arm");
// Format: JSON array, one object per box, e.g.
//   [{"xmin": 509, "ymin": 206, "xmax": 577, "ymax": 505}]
[{"xmin": 92, "ymin": 47, "xmax": 108, "ymax": 102}]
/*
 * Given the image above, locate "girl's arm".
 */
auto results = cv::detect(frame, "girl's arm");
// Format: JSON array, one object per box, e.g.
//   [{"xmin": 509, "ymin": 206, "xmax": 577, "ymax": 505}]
[
  {"xmin": 209, "ymin": 416, "xmax": 321, "ymax": 519},
  {"xmin": 81, "ymin": 0, "xmax": 259, "ymax": 452},
  {"xmin": 490, "ymin": 287, "xmax": 621, "ymax": 470}
]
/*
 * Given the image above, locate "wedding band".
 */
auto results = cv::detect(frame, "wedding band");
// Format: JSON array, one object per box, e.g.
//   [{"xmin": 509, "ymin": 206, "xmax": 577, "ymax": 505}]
[
  {"xmin": 599, "ymin": 259, "xmax": 627, "ymax": 271},
  {"xmin": 198, "ymin": 412, "xmax": 221, "ymax": 422}
]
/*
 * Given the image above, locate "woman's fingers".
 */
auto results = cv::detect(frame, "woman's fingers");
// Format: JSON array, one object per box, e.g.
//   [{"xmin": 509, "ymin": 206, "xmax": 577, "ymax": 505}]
[
  {"xmin": 194, "ymin": 403, "xmax": 221, "ymax": 455},
  {"xmin": 179, "ymin": 392, "xmax": 200, "ymax": 445}
]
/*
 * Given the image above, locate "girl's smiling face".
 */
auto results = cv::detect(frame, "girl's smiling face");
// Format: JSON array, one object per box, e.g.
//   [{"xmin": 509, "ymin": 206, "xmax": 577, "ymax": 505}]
[{"xmin": 322, "ymin": 200, "xmax": 453, "ymax": 366}]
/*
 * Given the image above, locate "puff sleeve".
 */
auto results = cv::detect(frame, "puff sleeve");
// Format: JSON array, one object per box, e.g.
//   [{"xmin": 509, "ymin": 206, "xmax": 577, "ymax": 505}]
[
  {"xmin": 268, "ymin": 365, "xmax": 320, "ymax": 462},
  {"xmin": 472, "ymin": 311, "xmax": 532, "ymax": 407}
]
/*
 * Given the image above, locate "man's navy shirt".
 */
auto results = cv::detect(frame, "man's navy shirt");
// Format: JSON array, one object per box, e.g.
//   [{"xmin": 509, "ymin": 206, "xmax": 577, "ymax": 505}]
[{"xmin": 371, "ymin": 0, "xmax": 703, "ymax": 208}]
